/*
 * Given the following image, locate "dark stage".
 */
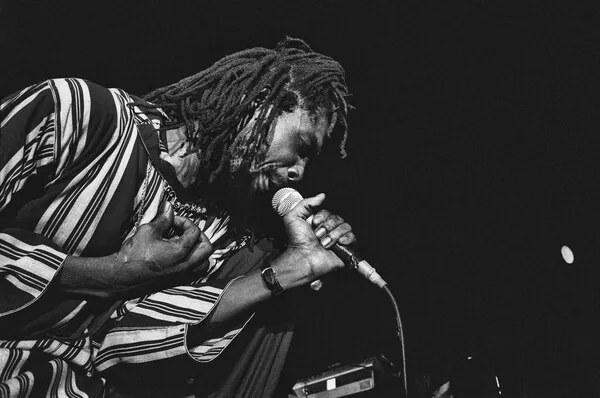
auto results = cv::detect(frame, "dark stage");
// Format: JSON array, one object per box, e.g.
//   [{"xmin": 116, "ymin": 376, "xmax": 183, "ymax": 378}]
[{"xmin": 2, "ymin": 0, "xmax": 600, "ymax": 396}]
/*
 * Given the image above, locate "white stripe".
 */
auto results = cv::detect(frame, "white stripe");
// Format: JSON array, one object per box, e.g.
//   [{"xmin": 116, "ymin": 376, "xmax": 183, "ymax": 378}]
[
  {"xmin": 72, "ymin": 80, "xmax": 90, "ymax": 171},
  {"xmin": 0, "ymin": 84, "xmax": 49, "ymax": 129},
  {"xmin": 0, "ymin": 340, "xmax": 36, "ymax": 351},
  {"xmin": 110, "ymin": 297, "xmax": 142, "ymax": 321},
  {"xmin": 41, "ymin": 340, "xmax": 92, "ymax": 369},
  {"xmin": 50, "ymin": 301, "xmax": 87, "ymax": 329},
  {"xmin": 184, "ymin": 280, "xmax": 254, "ymax": 363},
  {"xmin": 188, "ymin": 327, "xmax": 243, "ymax": 356},
  {"xmin": 0, "ymin": 115, "xmax": 55, "ymax": 210},
  {"xmin": 46, "ymin": 358, "xmax": 68, "ymax": 398},
  {"xmin": 186, "ymin": 314, "xmax": 254, "ymax": 363},
  {"xmin": 0, "ymin": 371, "xmax": 34, "ymax": 398},
  {"xmin": 166, "ymin": 284, "xmax": 222, "ymax": 295},
  {"xmin": 94, "ymin": 326, "xmax": 186, "ymax": 371},
  {"xmin": 66, "ymin": 365, "xmax": 88, "ymax": 398},
  {"xmin": 127, "ymin": 307, "xmax": 195, "ymax": 324},
  {"xmin": 203, "ymin": 215, "xmax": 230, "ymax": 243},
  {"xmin": 50, "ymin": 79, "xmax": 90, "ymax": 176},
  {"xmin": 0, "ymin": 232, "xmax": 64, "ymax": 258},
  {"xmin": 36, "ymin": 91, "xmax": 138, "ymax": 254},
  {"xmin": 0, "ymin": 86, "xmax": 30, "ymax": 112},
  {"xmin": 0, "ymin": 349, "xmax": 29, "ymax": 381},
  {"xmin": 38, "ymin": 114, "xmax": 56, "ymax": 171},
  {"xmin": 68, "ymin": 131, "xmax": 138, "ymax": 254},
  {"xmin": 3, "ymin": 274, "xmax": 41, "ymax": 297},
  {"xmin": 0, "ymin": 238, "xmax": 64, "ymax": 315},
  {"xmin": 130, "ymin": 166, "xmax": 165, "ymax": 231},
  {"xmin": 130, "ymin": 285, "xmax": 223, "ymax": 323},
  {"xmin": 0, "ymin": 234, "xmax": 64, "ymax": 281},
  {"xmin": 0, "ymin": 238, "xmax": 66, "ymax": 297},
  {"xmin": 201, "ymin": 241, "xmax": 242, "ymax": 283}
]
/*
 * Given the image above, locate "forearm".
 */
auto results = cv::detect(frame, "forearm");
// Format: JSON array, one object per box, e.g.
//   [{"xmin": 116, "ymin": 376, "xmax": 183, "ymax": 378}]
[
  {"xmin": 61, "ymin": 246, "xmax": 310, "ymax": 324},
  {"xmin": 59, "ymin": 255, "xmax": 170, "ymax": 300},
  {"xmin": 207, "ymin": 249, "xmax": 313, "ymax": 325}
]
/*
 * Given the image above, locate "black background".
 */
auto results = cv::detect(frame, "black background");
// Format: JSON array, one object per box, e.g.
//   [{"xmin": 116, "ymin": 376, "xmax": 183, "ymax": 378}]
[{"xmin": 2, "ymin": 0, "xmax": 600, "ymax": 396}]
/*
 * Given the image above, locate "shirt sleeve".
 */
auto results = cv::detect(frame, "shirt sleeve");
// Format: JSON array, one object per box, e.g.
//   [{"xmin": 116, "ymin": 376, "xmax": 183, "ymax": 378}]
[
  {"xmin": 0, "ymin": 78, "xmax": 112, "ymax": 331},
  {"xmin": 0, "ymin": 81, "xmax": 69, "ymax": 320},
  {"xmin": 93, "ymin": 240, "xmax": 276, "ymax": 372}
]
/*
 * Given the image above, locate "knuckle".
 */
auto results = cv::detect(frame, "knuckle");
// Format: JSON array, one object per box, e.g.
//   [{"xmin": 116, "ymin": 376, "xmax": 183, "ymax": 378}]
[
  {"xmin": 319, "ymin": 209, "xmax": 331, "ymax": 217},
  {"xmin": 137, "ymin": 224, "xmax": 152, "ymax": 234},
  {"xmin": 173, "ymin": 244, "xmax": 188, "ymax": 259},
  {"xmin": 327, "ymin": 215, "xmax": 344, "ymax": 226},
  {"xmin": 326, "ymin": 218, "xmax": 345, "ymax": 231},
  {"xmin": 327, "ymin": 229, "xmax": 342, "ymax": 240},
  {"xmin": 201, "ymin": 240, "xmax": 214, "ymax": 253},
  {"xmin": 322, "ymin": 219, "xmax": 335, "ymax": 229},
  {"xmin": 313, "ymin": 210, "xmax": 328, "ymax": 224},
  {"xmin": 189, "ymin": 222, "xmax": 200, "ymax": 233}
]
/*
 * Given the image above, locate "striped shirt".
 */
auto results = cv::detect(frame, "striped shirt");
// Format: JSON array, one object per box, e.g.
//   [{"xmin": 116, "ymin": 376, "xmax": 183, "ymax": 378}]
[{"xmin": 0, "ymin": 78, "xmax": 253, "ymax": 397}]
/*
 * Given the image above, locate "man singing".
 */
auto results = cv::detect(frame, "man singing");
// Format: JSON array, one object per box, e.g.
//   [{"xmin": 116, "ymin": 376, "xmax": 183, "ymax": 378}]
[{"xmin": 0, "ymin": 37, "xmax": 357, "ymax": 397}]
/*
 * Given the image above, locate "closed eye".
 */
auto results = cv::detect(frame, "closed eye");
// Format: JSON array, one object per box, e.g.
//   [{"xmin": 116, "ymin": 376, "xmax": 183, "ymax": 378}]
[{"xmin": 298, "ymin": 134, "xmax": 320, "ymax": 159}]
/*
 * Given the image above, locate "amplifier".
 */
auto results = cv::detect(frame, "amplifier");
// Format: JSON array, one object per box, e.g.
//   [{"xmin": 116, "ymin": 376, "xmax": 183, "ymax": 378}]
[{"xmin": 292, "ymin": 355, "xmax": 400, "ymax": 398}]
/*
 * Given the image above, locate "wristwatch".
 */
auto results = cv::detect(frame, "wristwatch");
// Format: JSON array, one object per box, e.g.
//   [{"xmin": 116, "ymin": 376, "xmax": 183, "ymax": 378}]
[{"xmin": 261, "ymin": 259, "xmax": 284, "ymax": 297}]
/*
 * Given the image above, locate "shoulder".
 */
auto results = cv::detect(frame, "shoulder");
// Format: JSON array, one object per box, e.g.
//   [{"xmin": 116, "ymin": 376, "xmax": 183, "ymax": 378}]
[
  {"xmin": 47, "ymin": 78, "xmax": 132, "ymax": 112},
  {"xmin": 47, "ymin": 78, "xmax": 145, "ymax": 132}
]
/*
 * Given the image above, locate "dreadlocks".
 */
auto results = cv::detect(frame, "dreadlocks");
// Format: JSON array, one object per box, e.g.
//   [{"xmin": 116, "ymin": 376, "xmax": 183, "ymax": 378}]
[{"xmin": 137, "ymin": 37, "xmax": 351, "ymax": 186}]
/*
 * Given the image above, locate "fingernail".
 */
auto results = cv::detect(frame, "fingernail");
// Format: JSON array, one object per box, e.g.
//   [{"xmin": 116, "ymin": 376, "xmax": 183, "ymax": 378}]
[
  {"xmin": 321, "ymin": 236, "xmax": 332, "ymax": 248},
  {"xmin": 310, "ymin": 280, "xmax": 323, "ymax": 291},
  {"xmin": 162, "ymin": 201, "xmax": 171, "ymax": 213},
  {"xmin": 315, "ymin": 228, "xmax": 327, "ymax": 239}
]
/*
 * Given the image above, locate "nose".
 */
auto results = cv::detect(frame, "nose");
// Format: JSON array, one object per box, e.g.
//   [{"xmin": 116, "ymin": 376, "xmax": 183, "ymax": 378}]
[{"xmin": 287, "ymin": 162, "xmax": 306, "ymax": 183}]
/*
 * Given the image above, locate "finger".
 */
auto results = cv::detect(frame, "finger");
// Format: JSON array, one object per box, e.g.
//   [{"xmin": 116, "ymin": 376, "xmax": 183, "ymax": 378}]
[
  {"xmin": 338, "ymin": 232, "xmax": 357, "ymax": 246},
  {"xmin": 172, "ymin": 215, "xmax": 201, "ymax": 251},
  {"xmin": 183, "ymin": 231, "xmax": 214, "ymax": 272},
  {"xmin": 150, "ymin": 201, "xmax": 174, "ymax": 235},
  {"xmin": 190, "ymin": 232, "xmax": 214, "ymax": 261},
  {"xmin": 321, "ymin": 223, "xmax": 352, "ymax": 248},
  {"xmin": 320, "ymin": 214, "xmax": 345, "ymax": 231},
  {"xmin": 287, "ymin": 193, "xmax": 326, "ymax": 221},
  {"xmin": 311, "ymin": 209, "xmax": 331, "ymax": 228},
  {"xmin": 315, "ymin": 214, "xmax": 344, "ymax": 240}
]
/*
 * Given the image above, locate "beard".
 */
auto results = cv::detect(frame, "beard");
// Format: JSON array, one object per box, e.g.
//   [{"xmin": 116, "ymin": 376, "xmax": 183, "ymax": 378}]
[{"xmin": 214, "ymin": 163, "xmax": 288, "ymax": 244}]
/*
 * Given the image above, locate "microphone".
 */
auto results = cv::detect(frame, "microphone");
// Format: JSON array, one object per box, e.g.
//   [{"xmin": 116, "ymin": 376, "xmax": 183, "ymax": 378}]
[{"xmin": 272, "ymin": 188, "xmax": 387, "ymax": 288}]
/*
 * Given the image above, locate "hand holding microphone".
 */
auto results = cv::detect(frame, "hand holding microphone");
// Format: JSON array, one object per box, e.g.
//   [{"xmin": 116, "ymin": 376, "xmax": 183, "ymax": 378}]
[
  {"xmin": 272, "ymin": 188, "xmax": 387, "ymax": 288},
  {"xmin": 272, "ymin": 189, "xmax": 401, "ymax": 396},
  {"xmin": 272, "ymin": 190, "xmax": 347, "ymax": 283}
]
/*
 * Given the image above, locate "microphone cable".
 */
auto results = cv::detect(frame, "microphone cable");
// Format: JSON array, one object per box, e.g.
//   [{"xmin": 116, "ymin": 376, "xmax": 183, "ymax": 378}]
[{"xmin": 383, "ymin": 284, "xmax": 408, "ymax": 397}]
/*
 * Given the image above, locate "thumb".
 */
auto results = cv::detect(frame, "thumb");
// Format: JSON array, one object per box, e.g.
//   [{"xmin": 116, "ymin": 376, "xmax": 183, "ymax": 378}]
[
  {"xmin": 288, "ymin": 193, "xmax": 325, "ymax": 221},
  {"xmin": 150, "ymin": 201, "xmax": 174, "ymax": 235}
]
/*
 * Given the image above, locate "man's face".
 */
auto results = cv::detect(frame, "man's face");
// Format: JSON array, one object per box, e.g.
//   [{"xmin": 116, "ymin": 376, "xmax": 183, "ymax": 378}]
[
  {"xmin": 253, "ymin": 106, "xmax": 329, "ymax": 193},
  {"xmin": 223, "ymin": 105, "xmax": 329, "ymax": 235}
]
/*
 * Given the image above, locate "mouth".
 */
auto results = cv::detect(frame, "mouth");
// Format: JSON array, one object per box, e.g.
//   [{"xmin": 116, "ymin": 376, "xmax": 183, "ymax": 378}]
[{"xmin": 250, "ymin": 163, "xmax": 289, "ymax": 194}]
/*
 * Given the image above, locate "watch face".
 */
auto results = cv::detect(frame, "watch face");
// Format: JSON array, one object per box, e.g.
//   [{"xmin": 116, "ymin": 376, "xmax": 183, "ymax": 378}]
[{"xmin": 261, "ymin": 267, "xmax": 283, "ymax": 296}]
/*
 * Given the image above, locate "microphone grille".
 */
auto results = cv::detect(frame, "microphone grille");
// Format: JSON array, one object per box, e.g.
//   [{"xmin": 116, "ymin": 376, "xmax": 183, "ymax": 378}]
[{"xmin": 272, "ymin": 187, "xmax": 304, "ymax": 216}]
